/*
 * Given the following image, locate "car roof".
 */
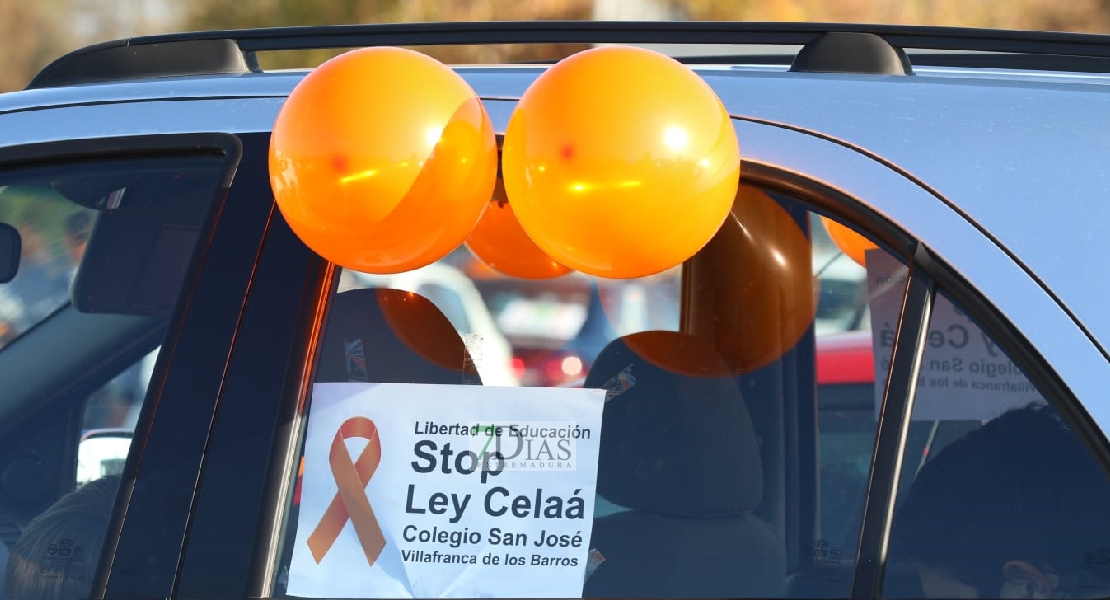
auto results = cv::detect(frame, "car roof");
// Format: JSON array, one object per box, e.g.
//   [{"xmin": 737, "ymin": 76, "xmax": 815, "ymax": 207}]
[{"xmin": 2, "ymin": 21, "xmax": 1109, "ymax": 353}]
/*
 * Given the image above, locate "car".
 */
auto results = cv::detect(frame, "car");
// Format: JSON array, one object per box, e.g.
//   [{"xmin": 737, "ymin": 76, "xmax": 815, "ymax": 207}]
[{"xmin": 0, "ymin": 20, "xmax": 1109, "ymax": 600}]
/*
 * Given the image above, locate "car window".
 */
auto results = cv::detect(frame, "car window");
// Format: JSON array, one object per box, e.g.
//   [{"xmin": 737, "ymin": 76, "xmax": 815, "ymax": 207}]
[
  {"xmin": 0, "ymin": 154, "xmax": 230, "ymax": 600},
  {"xmin": 881, "ymin": 287, "xmax": 1110, "ymax": 599},
  {"xmin": 270, "ymin": 186, "xmax": 909, "ymax": 598}
]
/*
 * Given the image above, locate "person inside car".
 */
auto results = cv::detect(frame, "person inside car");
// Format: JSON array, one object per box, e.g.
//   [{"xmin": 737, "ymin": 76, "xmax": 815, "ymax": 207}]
[
  {"xmin": 888, "ymin": 403, "xmax": 1110, "ymax": 598},
  {"xmin": 5, "ymin": 475, "xmax": 120, "ymax": 600}
]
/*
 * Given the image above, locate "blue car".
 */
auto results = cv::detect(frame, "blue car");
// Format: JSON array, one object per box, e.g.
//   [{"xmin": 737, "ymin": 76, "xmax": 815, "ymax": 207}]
[{"xmin": 0, "ymin": 21, "xmax": 1108, "ymax": 600}]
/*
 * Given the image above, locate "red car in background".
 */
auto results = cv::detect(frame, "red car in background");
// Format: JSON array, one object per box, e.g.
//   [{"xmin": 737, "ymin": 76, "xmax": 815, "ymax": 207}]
[{"xmin": 816, "ymin": 330, "xmax": 875, "ymax": 387}]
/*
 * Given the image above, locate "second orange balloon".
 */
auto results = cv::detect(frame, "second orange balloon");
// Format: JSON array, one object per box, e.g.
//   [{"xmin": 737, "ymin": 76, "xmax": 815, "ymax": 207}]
[
  {"xmin": 502, "ymin": 45, "xmax": 740, "ymax": 279},
  {"xmin": 465, "ymin": 176, "xmax": 572, "ymax": 279}
]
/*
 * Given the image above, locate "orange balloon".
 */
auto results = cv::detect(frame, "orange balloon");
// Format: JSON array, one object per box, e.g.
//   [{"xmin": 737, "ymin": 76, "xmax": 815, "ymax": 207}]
[
  {"xmin": 502, "ymin": 45, "xmax": 740, "ymax": 280},
  {"xmin": 465, "ymin": 176, "xmax": 573, "ymax": 279},
  {"xmin": 822, "ymin": 216, "xmax": 877, "ymax": 267},
  {"xmin": 713, "ymin": 186, "xmax": 816, "ymax": 374},
  {"xmin": 269, "ymin": 47, "xmax": 497, "ymax": 274}
]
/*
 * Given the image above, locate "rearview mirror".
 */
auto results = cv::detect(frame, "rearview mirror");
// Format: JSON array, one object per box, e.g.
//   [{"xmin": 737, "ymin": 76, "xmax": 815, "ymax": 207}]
[
  {"xmin": 77, "ymin": 428, "xmax": 132, "ymax": 486},
  {"xmin": 0, "ymin": 223, "xmax": 21, "ymax": 285}
]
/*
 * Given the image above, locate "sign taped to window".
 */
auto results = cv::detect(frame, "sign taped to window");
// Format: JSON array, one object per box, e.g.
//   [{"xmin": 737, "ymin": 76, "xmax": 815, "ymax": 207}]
[
  {"xmin": 286, "ymin": 382, "xmax": 606, "ymax": 598},
  {"xmin": 865, "ymin": 250, "xmax": 1043, "ymax": 421}
]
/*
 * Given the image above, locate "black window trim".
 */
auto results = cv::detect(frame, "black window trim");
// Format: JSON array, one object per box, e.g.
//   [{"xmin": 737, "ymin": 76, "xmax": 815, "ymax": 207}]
[
  {"xmin": 0, "ymin": 134, "xmax": 240, "ymax": 185},
  {"xmin": 168, "ymin": 132, "xmax": 333, "ymax": 598},
  {"xmin": 849, "ymin": 252, "xmax": 932, "ymax": 599},
  {"xmin": 248, "ymin": 260, "xmax": 335, "ymax": 596}
]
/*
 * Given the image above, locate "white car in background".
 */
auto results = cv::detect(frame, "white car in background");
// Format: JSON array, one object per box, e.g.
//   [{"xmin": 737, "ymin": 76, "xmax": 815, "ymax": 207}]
[{"xmin": 341, "ymin": 264, "xmax": 519, "ymax": 387}]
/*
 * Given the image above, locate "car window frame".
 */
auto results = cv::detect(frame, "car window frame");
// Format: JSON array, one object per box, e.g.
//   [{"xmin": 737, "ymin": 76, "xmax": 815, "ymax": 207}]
[
  {"xmin": 171, "ymin": 117, "xmax": 1110, "ymax": 600},
  {"xmin": 167, "ymin": 131, "xmax": 333, "ymax": 598}
]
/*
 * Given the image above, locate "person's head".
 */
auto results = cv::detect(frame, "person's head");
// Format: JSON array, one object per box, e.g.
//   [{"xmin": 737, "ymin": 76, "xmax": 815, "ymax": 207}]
[
  {"xmin": 889, "ymin": 403, "xmax": 1110, "ymax": 598},
  {"xmin": 5, "ymin": 475, "xmax": 120, "ymax": 600},
  {"xmin": 62, "ymin": 213, "xmax": 92, "ymax": 264}
]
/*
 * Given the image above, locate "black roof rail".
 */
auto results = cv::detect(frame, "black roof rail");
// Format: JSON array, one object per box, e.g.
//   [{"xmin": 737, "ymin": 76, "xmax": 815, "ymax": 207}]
[
  {"xmin": 516, "ymin": 52, "xmax": 1110, "ymax": 73},
  {"xmin": 25, "ymin": 20, "xmax": 1110, "ymax": 90},
  {"xmin": 789, "ymin": 32, "xmax": 913, "ymax": 75},
  {"xmin": 27, "ymin": 38, "xmax": 255, "ymax": 90}
]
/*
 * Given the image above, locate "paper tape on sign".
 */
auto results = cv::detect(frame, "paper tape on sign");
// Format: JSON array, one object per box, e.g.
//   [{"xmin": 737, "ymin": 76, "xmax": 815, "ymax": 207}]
[
  {"xmin": 865, "ymin": 251, "xmax": 1044, "ymax": 421},
  {"xmin": 287, "ymin": 382, "xmax": 606, "ymax": 599}
]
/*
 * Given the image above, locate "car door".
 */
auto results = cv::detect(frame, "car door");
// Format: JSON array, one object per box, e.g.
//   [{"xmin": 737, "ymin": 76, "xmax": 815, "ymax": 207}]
[
  {"xmin": 166, "ymin": 117, "xmax": 1110, "ymax": 599},
  {"xmin": 0, "ymin": 129, "xmax": 283, "ymax": 600}
]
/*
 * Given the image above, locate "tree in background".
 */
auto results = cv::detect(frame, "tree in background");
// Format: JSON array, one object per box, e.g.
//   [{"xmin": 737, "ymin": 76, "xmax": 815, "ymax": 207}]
[
  {"xmin": 184, "ymin": 0, "xmax": 596, "ymax": 69},
  {"xmin": 0, "ymin": 0, "xmax": 69, "ymax": 92},
  {"xmin": 0, "ymin": 0, "xmax": 181, "ymax": 93},
  {"xmin": 181, "ymin": 0, "xmax": 1110, "ymax": 70},
  {"xmin": 675, "ymin": 0, "xmax": 1110, "ymax": 30}
]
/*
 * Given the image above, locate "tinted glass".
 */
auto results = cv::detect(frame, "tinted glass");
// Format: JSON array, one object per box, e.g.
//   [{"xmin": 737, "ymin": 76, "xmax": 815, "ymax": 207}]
[
  {"xmin": 272, "ymin": 186, "xmax": 908, "ymax": 598},
  {"xmin": 0, "ymin": 154, "xmax": 229, "ymax": 600},
  {"xmin": 881, "ymin": 288, "xmax": 1110, "ymax": 599}
]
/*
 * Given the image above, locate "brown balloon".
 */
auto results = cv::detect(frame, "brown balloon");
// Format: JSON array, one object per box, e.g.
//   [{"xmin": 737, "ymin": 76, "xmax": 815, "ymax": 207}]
[{"xmin": 690, "ymin": 185, "xmax": 816, "ymax": 374}]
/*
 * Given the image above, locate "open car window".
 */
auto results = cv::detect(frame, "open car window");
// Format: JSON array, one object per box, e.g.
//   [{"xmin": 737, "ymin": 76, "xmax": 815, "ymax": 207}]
[{"xmin": 270, "ymin": 185, "xmax": 910, "ymax": 599}]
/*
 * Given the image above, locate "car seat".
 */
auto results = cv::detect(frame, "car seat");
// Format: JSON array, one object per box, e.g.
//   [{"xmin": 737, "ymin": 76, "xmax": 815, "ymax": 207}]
[
  {"xmin": 582, "ymin": 331, "xmax": 786, "ymax": 598},
  {"xmin": 314, "ymin": 287, "xmax": 482, "ymax": 385}
]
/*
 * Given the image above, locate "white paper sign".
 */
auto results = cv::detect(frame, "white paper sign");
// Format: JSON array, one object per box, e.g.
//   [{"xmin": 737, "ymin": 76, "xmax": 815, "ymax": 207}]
[
  {"xmin": 865, "ymin": 250, "xmax": 1043, "ymax": 421},
  {"xmin": 287, "ymin": 382, "xmax": 606, "ymax": 599}
]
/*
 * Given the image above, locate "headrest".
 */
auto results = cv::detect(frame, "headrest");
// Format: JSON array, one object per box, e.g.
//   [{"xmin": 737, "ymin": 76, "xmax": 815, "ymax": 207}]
[
  {"xmin": 584, "ymin": 331, "xmax": 763, "ymax": 517},
  {"xmin": 315, "ymin": 288, "xmax": 481, "ymax": 385}
]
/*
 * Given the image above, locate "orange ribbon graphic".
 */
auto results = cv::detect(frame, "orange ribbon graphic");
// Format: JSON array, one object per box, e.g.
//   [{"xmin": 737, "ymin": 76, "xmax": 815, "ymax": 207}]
[{"xmin": 307, "ymin": 417, "xmax": 386, "ymax": 566}]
